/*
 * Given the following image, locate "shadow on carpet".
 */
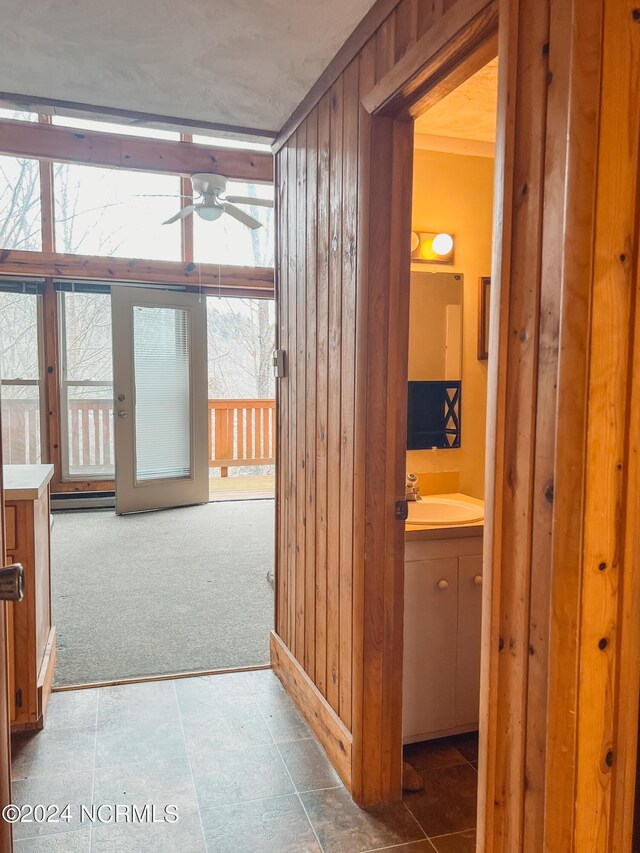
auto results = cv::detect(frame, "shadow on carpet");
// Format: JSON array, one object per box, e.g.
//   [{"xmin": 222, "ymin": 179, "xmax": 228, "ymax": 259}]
[{"xmin": 51, "ymin": 500, "xmax": 274, "ymax": 686}]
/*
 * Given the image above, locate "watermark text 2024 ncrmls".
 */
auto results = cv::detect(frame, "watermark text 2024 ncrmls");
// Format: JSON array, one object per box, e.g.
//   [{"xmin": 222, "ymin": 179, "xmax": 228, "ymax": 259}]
[{"xmin": 81, "ymin": 804, "xmax": 179, "ymax": 823}]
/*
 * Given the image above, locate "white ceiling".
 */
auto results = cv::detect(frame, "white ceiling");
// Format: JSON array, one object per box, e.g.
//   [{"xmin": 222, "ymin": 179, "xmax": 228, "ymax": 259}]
[
  {"xmin": 414, "ymin": 58, "xmax": 498, "ymax": 152},
  {"xmin": 0, "ymin": 0, "xmax": 377, "ymax": 138}
]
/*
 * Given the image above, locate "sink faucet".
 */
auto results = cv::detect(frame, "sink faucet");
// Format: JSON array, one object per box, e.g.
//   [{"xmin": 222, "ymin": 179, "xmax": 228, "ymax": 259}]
[{"xmin": 405, "ymin": 473, "xmax": 421, "ymax": 501}]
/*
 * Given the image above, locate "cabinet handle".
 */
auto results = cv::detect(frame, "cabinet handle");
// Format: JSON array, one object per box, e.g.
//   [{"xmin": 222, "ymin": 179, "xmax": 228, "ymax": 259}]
[
  {"xmin": 473, "ymin": 575, "xmax": 483, "ymax": 586},
  {"xmin": 437, "ymin": 579, "xmax": 449, "ymax": 590}
]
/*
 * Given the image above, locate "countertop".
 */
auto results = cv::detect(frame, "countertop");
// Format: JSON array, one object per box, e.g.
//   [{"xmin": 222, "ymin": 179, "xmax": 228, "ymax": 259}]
[
  {"xmin": 405, "ymin": 492, "xmax": 484, "ymax": 541},
  {"xmin": 3, "ymin": 464, "xmax": 55, "ymax": 501}
]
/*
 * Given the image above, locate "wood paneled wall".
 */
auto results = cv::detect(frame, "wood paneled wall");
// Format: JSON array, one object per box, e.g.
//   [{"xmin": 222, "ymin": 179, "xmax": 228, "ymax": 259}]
[
  {"xmin": 479, "ymin": 0, "xmax": 640, "ymax": 850},
  {"xmin": 273, "ymin": 0, "xmax": 497, "ymax": 806},
  {"xmin": 274, "ymin": 0, "xmax": 640, "ymax": 843}
]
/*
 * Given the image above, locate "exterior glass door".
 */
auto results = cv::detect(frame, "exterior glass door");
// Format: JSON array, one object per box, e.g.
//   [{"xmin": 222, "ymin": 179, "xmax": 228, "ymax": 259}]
[{"xmin": 111, "ymin": 286, "xmax": 208, "ymax": 514}]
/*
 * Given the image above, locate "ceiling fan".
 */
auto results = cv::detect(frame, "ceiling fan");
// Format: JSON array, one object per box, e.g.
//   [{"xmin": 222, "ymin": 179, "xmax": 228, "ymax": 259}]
[{"xmin": 163, "ymin": 173, "xmax": 273, "ymax": 230}]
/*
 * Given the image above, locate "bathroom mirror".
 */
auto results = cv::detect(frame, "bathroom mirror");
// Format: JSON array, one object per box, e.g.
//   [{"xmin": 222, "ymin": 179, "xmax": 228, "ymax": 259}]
[
  {"xmin": 407, "ymin": 272, "xmax": 463, "ymax": 449},
  {"xmin": 408, "ymin": 272, "xmax": 463, "ymax": 381}
]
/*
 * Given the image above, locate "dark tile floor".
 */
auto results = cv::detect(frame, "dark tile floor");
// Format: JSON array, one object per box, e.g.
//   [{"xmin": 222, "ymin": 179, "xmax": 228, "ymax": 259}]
[{"xmin": 10, "ymin": 670, "xmax": 478, "ymax": 852}]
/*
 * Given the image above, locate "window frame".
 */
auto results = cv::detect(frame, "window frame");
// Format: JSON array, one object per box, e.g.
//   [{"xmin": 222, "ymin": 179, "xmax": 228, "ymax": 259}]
[
  {"xmin": 58, "ymin": 288, "xmax": 115, "ymax": 482},
  {"xmin": 0, "ymin": 285, "xmax": 47, "ymax": 465}
]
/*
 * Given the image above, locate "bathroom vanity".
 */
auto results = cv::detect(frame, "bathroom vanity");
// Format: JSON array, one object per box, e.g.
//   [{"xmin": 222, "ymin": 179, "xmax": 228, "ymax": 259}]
[{"xmin": 403, "ymin": 496, "xmax": 483, "ymax": 743}]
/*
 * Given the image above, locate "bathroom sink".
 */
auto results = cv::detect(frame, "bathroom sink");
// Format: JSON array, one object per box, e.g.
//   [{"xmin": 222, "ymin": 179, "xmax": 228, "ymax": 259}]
[{"xmin": 407, "ymin": 494, "xmax": 484, "ymax": 526}]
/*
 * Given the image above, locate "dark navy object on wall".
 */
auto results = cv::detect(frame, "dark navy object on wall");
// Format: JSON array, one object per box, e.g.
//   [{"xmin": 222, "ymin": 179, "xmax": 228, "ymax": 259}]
[{"xmin": 407, "ymin": 381, "xmax": 461, "ymax": 449}]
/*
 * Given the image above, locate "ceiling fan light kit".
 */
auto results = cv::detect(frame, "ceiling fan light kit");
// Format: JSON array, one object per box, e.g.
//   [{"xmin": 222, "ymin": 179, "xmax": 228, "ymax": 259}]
[{"xmin": 162, "ymin": 172, "xmax": 273, "ymax": 230}]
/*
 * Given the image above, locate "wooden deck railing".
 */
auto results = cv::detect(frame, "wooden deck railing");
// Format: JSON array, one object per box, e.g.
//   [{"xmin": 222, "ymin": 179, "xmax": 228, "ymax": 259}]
[
  {"xmin": 208, "ymin": 398, "xmax": 275, "ymax": 476},
  {"xmin": 0, "ymin": 397, "xmax": 41, "ymax": 464},
  {"xmin": 67, "ymin": 399, "xmax": 115, "ymax": 470},
  {"xmin": 1, "ymin": 396, "xmax": 276, "ymax": 476}
]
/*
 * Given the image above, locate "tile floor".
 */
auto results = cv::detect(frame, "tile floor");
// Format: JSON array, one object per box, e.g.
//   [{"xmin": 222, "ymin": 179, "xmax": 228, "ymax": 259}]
[{"xmin": 10, "ymin": 669, "xmax": 477, "ymax": 853}]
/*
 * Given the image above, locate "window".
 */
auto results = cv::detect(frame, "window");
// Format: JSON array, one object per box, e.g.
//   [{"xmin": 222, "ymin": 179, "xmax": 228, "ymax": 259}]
[
  {"xmin": 192, "ymin": 133, "xmax": 271, "ymax": 152},
  {"xmin": 0, "ymin": 155, "xmax": 42, "ymax": 251},
  {"xmin": 51, "ymin": 115, "xmax": 180, "ymax": 140},
  {"xmin": 58, "ymin": 288, "xmax": 114, "ymax": 479},
  {"xmin": 53, "ymin": 164, "xmax": 181, "ymax": 260},
  {"xmin": 194, "ymin": 181, "xmax": 274, "ymax": 267},
  {"xmin": 0, "ymin": 285, "xmax": 45, "ymax": 464},
  {"xmin": 0, "ymin": 108, "xmax": 38, "ymax": 122},
  {"xmin": 207, "ymin": 296, "xmax": 275, "ymax": 399}
]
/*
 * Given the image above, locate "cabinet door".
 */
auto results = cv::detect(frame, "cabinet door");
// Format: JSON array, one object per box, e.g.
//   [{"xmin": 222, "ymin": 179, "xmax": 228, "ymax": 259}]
[
  {"xmin": 403, "ymin": 557, "xmax": 458, "ymax": 739},
  {"xmin": 456, "ymin": 553, "xmax": 483, "ymax": 727}
]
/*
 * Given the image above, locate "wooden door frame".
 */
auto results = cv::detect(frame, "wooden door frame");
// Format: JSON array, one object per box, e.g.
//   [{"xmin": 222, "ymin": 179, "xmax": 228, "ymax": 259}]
[{"xmin": 353, "ymin": 0, "xmax": 499, "ymax": 808}]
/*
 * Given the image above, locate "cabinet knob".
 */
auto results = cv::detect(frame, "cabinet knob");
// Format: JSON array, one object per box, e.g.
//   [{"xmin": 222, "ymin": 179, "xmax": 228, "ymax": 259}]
[
  {"xmin": 437, "ymin": 579, "xmax": 449, "ymax": 590},
  {"xmin": 473, "ymin": 575, "xmax": 483, "ymax": 586}
]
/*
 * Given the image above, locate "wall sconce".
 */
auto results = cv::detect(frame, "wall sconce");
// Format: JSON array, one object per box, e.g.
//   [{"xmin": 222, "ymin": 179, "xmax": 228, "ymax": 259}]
[{"xmin": 410, "ymin": 231, "xmax": 455, "ymax": 264}]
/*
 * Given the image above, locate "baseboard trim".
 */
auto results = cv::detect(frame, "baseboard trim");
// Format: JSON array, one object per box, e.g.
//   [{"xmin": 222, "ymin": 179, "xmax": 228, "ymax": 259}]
[{"xmin": 270, "ymin": 631, "xmax": 352, "ymax": 789}]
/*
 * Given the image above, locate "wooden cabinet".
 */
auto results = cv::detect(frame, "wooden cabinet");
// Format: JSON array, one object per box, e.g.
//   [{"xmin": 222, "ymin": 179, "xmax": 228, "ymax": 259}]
[
  {"xmin": 403, "ymin": 530, "xmax": 483, "ymax": 743},
  {"xmin": 3, "ymin": 465, "xmax": 56, "ymax": 732}
]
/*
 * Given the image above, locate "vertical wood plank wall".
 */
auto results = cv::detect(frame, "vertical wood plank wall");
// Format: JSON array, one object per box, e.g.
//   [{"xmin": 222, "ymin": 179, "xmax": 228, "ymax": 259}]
[
  {"xmin": 273, "ymin": 0, "xmax": 640, "ymax": 840},
  {"xmin": 479, "ymin": 0, "xmax": 640, "ymax": 850},
  {"xmin": 273, "ymin": 0, "xmax": 487, "ymax": 806}
]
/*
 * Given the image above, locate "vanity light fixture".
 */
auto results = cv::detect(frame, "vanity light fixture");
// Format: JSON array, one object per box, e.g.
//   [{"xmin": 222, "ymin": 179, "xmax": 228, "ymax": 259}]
[{"xmin": 410, "ymin": 231, "xmax": 455, "ymax": 264}]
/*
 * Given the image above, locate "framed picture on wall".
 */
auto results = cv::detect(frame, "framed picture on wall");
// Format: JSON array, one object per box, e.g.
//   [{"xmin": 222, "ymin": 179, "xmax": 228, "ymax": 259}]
[{"xmin": 478, "ymin": 276, "xmax": 491, "ymax": 360}]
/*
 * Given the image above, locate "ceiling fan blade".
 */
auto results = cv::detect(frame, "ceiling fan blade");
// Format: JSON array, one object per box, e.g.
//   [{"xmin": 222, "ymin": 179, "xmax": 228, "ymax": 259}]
[
  {"xmin": 222, "ymin": 203, "xmax": 263, "ymax": 230},
  {"xmin": 224, "ymin": 195, "xmax": 273, "ymax": 208},
  {"xmin": 163, "ymin": 205, "xmax": 195, "ymax": 225},
  {"xmin": 134, "ymin": 193, "xmax": 193, "ymax": 199}
]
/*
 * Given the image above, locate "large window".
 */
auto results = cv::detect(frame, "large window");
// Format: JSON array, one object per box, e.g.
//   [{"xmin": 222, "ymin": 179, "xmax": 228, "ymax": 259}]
[
  {"xmin": 207, "ymin": 296, "xmax": 275, "ymax": 399},
  {"xmin": 58, "ymin": 288, "xmax": 114, "ymax": 479},
  {"xmin": 0, "ymin": 112, "xmax": 274, "ymax": 270},
  {"xmin": 0, "ymin": 284, "xmax": 45, "ymax": 463},
  {"xmin": 0, "ymin": 156, "xmax": 42, "ymax": 251},
  {"xmin": 194, "ymin": 181, "xmax": 274, "ymax": 267},
  {"xmin": 54, "ymin": 164, "xmax": 182, "ymax": 260}
]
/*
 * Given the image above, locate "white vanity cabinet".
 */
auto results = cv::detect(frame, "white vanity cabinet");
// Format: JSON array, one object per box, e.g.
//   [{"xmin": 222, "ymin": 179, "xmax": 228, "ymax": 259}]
[{"xmin": 403, "ymin": 529, "xmax": 483, "ymax": 743}]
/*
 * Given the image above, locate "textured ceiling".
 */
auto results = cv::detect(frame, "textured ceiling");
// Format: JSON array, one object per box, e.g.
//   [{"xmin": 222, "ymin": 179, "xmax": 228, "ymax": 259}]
[
  {"xmin": 0, "ymin": 0, "xmax": 377, "ymax": 137},
  {"xmin": 415, "ymin": 58, "xmax": 498, "ymax": 144}
]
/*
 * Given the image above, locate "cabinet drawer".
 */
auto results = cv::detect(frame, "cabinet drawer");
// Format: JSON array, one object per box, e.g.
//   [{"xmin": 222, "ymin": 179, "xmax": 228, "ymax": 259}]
[{"xmin": 5, "ymin": 505, "xmax": 17, "ymax": 551}]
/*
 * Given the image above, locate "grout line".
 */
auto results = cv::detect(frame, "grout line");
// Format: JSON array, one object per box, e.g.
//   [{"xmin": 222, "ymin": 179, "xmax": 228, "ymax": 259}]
[
  {"xmin": 362, "ymin": 839, "xmax": 438, "ymax": 853},
  {"xmin": 88, "ymin": 688, "xmax": 99, "ymax": 852},
  {"xmin": 199, "ymin": 790, "xmax": 318, "ymax": 811},
  {"xmin": 429, "ymin": 827, "xmax": 476, "ymax": 840},
  {"xmin": 460, "ymin": 754, "xmax": 478, "ymax": 772},
  {"xmin": 174, "ymin": 679, "xmax": 209, "ymax": 852},
  {"xmin": 256, "ymin": 700, "xmax": 326, "ymax": 853},
  {"xmin": 401, "ymin": 799, "xmax": 431, "ymax": 842},
  {"xmin": 297, "ymin": 784, "xmax": 343, "ymax": 794},
  {"xmin": 17, "ymin": 826, "xmax": 91, "ymax": 843}
]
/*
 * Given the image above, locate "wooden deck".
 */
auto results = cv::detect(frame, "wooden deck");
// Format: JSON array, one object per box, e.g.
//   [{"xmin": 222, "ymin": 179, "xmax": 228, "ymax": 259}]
[{"xmin": 209, "ymin": 474, "xmax": 275, "ymax": 502}]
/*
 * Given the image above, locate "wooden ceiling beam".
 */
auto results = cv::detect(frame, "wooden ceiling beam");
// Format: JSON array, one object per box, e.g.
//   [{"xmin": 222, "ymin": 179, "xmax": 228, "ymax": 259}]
[
  {"xmin": 0, "ymin": 90, "xmax": 277, "ymax": 143},
  {"xmin": 0, "ymin": 119, "xmax": 273, "ymax": 183},
  {"xmin": 0, "ymin": 249, "xmax": 274, "ymax": 295}
]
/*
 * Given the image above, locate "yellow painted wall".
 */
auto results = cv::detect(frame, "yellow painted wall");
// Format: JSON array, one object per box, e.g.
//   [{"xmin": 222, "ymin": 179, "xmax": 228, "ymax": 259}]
[{"xmin": 407, "ymin": 148, "xmax": 494, "ymax": 499}]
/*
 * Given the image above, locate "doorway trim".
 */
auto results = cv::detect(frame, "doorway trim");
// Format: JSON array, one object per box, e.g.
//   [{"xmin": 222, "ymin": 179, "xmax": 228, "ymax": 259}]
[{"xmin": 352, "ymin": 1, "xmax": 499, "ymax": 809}]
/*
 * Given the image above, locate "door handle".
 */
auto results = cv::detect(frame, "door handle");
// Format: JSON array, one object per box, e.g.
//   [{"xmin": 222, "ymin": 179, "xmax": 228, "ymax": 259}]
[
  {"xmin": 117, "ymin": 410, "xmax": 128, "ymax": 419},
  {"xmin": 0, "ymin": 563, "xmax": 24, "ymax": 602}
]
